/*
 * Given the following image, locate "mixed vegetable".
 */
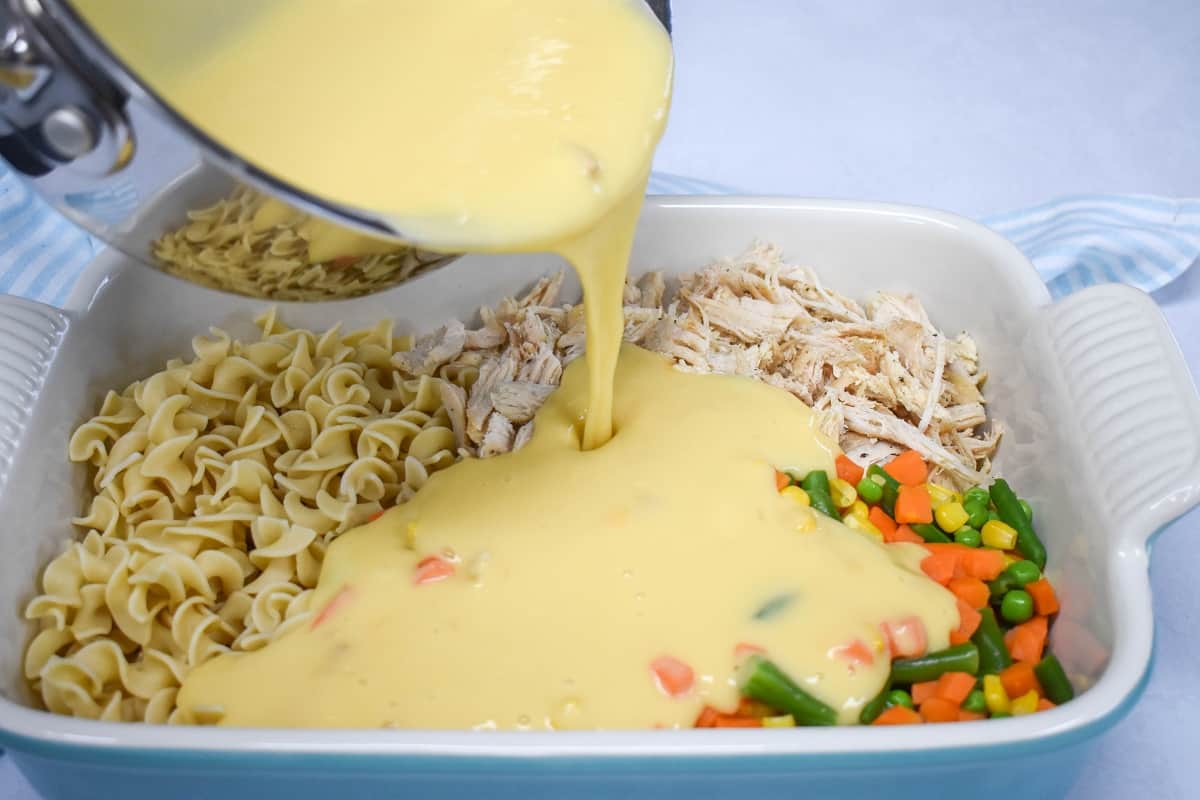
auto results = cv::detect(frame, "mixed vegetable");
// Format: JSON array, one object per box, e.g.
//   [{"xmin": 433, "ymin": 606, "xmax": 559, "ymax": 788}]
[{"xmin": 694, "ymin": 451, "xmax": 1073, "ymax": 728}]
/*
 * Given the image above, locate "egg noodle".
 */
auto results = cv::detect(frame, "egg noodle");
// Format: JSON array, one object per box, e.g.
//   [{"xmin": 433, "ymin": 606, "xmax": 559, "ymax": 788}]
[{"xmin": 153, "ymin": 187, "xmax": 449, "ymax": 302}]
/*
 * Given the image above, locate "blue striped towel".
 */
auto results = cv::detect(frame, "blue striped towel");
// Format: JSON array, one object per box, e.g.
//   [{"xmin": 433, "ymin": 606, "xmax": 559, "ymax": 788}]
[{"xmin": 0, "ymin": 165, "xmax": 1193, "ymax": 307}]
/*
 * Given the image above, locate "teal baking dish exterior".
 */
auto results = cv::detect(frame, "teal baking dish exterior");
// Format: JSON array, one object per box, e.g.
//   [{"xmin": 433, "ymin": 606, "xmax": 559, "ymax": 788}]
[{"xmin": 0, "ymin": 198, "xmax": 1196, "ymax": 799}]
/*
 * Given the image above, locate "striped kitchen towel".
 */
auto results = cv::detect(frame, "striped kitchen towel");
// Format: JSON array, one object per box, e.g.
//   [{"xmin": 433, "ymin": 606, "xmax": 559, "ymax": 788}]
[
  {"xmin": 982, "ymin": 195, "xmax": 1200, "ymax": 299},
  {"xmin": 0, "ymin": 162, "xmax": 1194, "ymax": 307}
]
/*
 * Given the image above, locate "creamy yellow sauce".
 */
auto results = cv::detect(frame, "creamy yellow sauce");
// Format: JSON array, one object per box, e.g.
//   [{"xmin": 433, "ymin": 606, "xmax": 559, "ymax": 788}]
[
  {"xmin": 74, "ymin": 0, "xmax": 960, "ymax": 729},
  {"xmin": 177, "ymin": 345, "xmax": 957, "ymax": 728},
  {"xmin": 72, "ymin": 0, "xmax": 672, "ymax": 251}
]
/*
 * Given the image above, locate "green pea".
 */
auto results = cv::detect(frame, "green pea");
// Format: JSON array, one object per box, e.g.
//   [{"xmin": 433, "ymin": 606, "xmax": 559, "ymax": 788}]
[
  {"xmin": 954, "ymin": 527, "xmax": 982, "ymax": 548},
  {"xmin": 1004, "ymin": 560, "xmax": 1041, "ymax": 586},
  {"xmin": 987, "ymin": 509, "xmax": 1000, "ymax": 523},
  {"xmin": 1019, "ymin": 499, "xmax": 1033, "ymax": 521},
  {"xmin": 885, "ymin": 689, "xmax": 913, "ymax": 709},
  {"xmin": 963, "ymin": 487, "xmax": 990, "ymax": 506},
  {"xmin": 1000, "ymin": 589, "xmax": 1035, "ymax": 623},
  {"xmin": 991, "ymin": 711, "xmax": 1012, "ymax": 719},
  {"xmin": 962, "ymin": 689, "xmax": 987, "ymax": 714},
  {"xmin": 988, "ymin": 575, "xmax": 1014, "ymax": 598},
  {"xmin": 856, "ymin": 476, "xmax": 883, "ymax": 505},
  {"xmin": 963, "ymin": 500, "xmax": 990, "ymax": 530}
]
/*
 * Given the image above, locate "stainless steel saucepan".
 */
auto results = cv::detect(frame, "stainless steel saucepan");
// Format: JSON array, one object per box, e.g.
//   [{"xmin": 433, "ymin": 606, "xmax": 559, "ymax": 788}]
[{"xmin": 0, "ymin": 0, "xmax": 671, "ymax": 301}]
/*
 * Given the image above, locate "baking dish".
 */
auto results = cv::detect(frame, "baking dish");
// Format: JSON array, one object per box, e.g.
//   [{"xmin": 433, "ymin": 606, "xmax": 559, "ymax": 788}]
[{"xmin": 0, "ymin": 198, "xmax": 1196, "ymax": 800}]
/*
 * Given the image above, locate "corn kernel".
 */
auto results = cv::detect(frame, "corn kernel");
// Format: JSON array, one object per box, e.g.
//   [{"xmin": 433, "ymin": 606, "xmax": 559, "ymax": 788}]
[
  {"xmin": 781, "ymin": 485, "xmax": 811, "ymax": 506},
  {"xmin": 829, "ymin": 478, "xmax": 858, "ymax": 509},
  {"xmin": 843, "ymin": 514, "xmax": 883, "ymax": 541},
  {"xmin": 762, "ymin": 714, "xmax": 795, "ymax": 728},
  {"xmin": 981, "ymin": 520, "xmax": 1019, "ymax": 550},
  {"xmin": 846, "ymin": 499, "xmax": 870, "ymax": 521},
  {"xmin": 926, "ymin": 483, "xmax": 957, "ymax": 508},
  {"xmin": 795, "ymin": 506, "xmax": 817, "ymax": 533},
  {"xmin": 983, "ymin": 675, "xmax": 1010, "ymax": 714},
  {"xmin": 934, "ymin": 501, "xmax": 970, "ymax": 532},
  {"xmin": 1011, "ymin": 690, "xmax": 1039, "ymax": 716}
]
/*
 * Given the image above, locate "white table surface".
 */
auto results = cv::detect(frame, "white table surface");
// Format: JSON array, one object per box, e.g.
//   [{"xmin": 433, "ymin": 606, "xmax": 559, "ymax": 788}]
[{"xmin": 4, "ymin": 1, "xmax": 1198, "ymax": 796}]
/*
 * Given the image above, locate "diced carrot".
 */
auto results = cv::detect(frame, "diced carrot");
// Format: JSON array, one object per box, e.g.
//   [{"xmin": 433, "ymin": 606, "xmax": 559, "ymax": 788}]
[
  {"xmin": 920, "ymin": 549, "xmax": 959, "ymax": 585},
  {"xmin": 1005, "ymin": 616, "xmax": 1049, "ymax": 664},
  {"xmin": 919, "ymin": 696, "xmax": 960, "ymax": 723},
  {"xmin": 911, "ymin": 680, "xmax": 939, "ymax": 706},
  {"xmin": 310, "ymin": 586, "xmax": 353, "ymax": 630},
  {"xmin": 895, "ymin": 484, "xmax": 934, "ymax": 524},
  {"xmin": 999, "ymin": 661, "xmax": 1041, "ymax": 700},
  {"xmin": 950, "ymin": 598, "xmax": 982, "ymax": 645},
  {"xmin": 948, "ymin": 577, "xmax": 989, "ymax": 610},
  {"xmin": 836, "ymin": 454, "xmax": 865, "ymax": 485},
  {"xmin": 650, "ymin": 655, "xmax": 695, "ymax": 697},
  {"xmin": 736, "ymin": 698, "xmax": 774, "ymax": 718},
  {"xmin": 734, "ymin": 641, "xmax": 767, "ymax": 659},
  {"xmin": 414, "ymin": 555, "xmax": 456, "ymax": 585},
  {"xmin": 873, "ymin": 705, "xmax": 923, "ymax": 725},
  {"xmin": 886, "ymin": 524, "xmax": 925, "ymax": 545},
  {"xmin": 694, "ymin": 705, "xmax": 722, "ymax": 728},
  {"xmin": 1036, "ymin": 698, "xmax": 1057, "ymax": 712},
  {"xmin": 881, "ymin": 616, "xmax": 928, "ymax": 658},
  {"xmin": 957, "ymin": 710, "xmax": 986, "ymax": 722},
  {"xmin": 934, "ymin": 671, "xmax": 977, "ymax": 706},
  {"xmin": 367, "ymin": 509, "xmax": 385, "ymax": 523},
  {"xmin": 831, "ymin": 638, "xmax": 875, "ymax": 670},
  {"xmin": 884, "ymin": 450, "xmax": 928, "ymax": 486},
  {"xmin": 775, "ymin": 469, "xmax": 790, "ymax": 491},
  {"xmin": 869, "ymin": 506, "xmax": 898, "ymax": 537},
  {"xmin": 961, "ymin": 548, "xmax": 1006, "ymax": 581},
  {"xmin": 328, "ymin": 255, "xmax": 360, "ymax": 269},
  {"xmin": 714, "ymin": 715, "xmax": 763, "ymax": 728},
  {"xmin": 1026, "ymin": 578, "xmax": 1060, "ymax": 616}
]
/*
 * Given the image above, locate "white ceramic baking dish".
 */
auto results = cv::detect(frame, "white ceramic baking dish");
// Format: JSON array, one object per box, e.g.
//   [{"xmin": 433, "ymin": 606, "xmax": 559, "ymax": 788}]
[{"xmin": 0, "ymin": 198, "xmax": 1197, "ymax": 800}]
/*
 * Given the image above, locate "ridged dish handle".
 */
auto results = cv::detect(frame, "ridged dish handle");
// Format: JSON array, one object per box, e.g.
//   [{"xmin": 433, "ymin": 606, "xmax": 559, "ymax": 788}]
[
  {"xmin": 0, "ymin": 295, "xmax": 68, "ymax": 497},
  {"xmin": 1043, "ymin": 284, "xmax": 1200, "ymax": 546}
]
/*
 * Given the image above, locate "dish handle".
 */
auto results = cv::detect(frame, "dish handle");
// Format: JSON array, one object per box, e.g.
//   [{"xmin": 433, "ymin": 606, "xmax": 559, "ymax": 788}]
[
  {"xmin": 0, "ymin": 295, "xmax": 68, "ymax": 495},
  {"xmin": 1043, "ymin": 284, "xmax": 1200, "ymax": 547}
]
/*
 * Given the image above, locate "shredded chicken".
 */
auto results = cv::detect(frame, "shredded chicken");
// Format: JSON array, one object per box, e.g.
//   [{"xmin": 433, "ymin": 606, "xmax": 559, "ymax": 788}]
[{"xmin": 393, "ymin": 242, "xmax": 999, "ymax": 488}]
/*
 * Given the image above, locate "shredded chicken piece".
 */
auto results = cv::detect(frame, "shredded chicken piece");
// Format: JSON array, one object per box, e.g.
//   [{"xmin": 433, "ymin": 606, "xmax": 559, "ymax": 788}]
[{"xmin": 390, "ymin": 243, "xmax": 1000, "ymax": 488}]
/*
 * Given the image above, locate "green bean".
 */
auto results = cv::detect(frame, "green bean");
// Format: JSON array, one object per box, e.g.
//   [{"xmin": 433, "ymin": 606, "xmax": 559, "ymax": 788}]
[
  {"xmin": 971, "ymin": 606, "xmax": 1012, "ymax": 674},
  {"xmin": 738, "ymin": 655, "xmax": 838, "ymax": 726},
  {"xmin": 753, "ymin": 593, "xmax": 795, "ymax": 620},
  {"xmin": 910, "ymin": 523, "xmax": 952, "ymax": 544},
  {"xmin": 1034, "ymin": 652, "xmax": 1075, "ymax": 705},
  {"xmin": 890, "ymin": 643, "xmax": 980, "ymax": 684},
  {"xmin": 866, "ymin": 464, "xmax": 900, "ymax": 517},
  {"xmin": 962, "ymin": 689, "xmax": 987, "ymax": 714},
  {"xmin": 1019, "ymin": 499, "xmax": 1034, "ymax": 522},
  {"xmin": 989, "ymin": 479, "xmax": 1047, "ymax": 569},
  {"xmin": 859, "ymin": 676, "xmax": 893, "ymax": 724},
  {"xmin": 801, "ymin": 471, "xmax": 840, "ymax": 520}
]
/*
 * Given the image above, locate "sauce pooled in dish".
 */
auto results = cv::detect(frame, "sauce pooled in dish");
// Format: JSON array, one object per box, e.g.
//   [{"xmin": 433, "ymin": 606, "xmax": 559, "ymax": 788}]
[
  {"xmin": 177, "ymin": 345, "xmax": 957, "ymax": 729},
  {"xmin": 74, "ymin": 0, "xmax": 961, "ymax": 728}
]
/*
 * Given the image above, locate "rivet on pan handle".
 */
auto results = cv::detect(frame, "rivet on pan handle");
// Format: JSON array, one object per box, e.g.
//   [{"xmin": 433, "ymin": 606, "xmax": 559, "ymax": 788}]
[
  {"xmin": 1043, "ymin": 284, "xmax": 1200, "ymax": 546},
  {"xmin": 0, "ymin": 294, "xmax": 67, "ymax": 499}
]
